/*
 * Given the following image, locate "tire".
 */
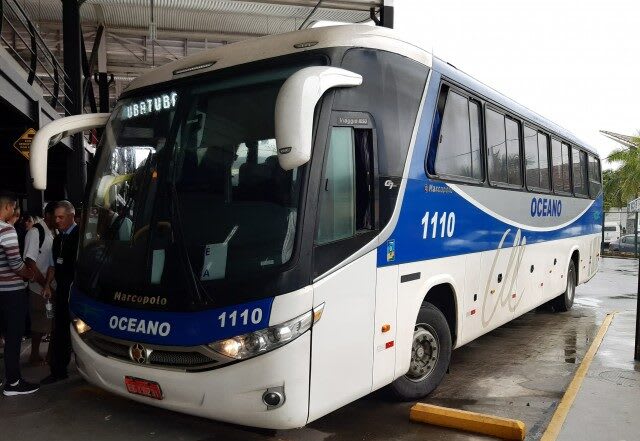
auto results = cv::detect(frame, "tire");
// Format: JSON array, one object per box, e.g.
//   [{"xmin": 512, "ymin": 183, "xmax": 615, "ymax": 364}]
[
  {"xmin": 553, "ymin": 260, "xmax": 576, "ymax": 312},
  {"xmin": 388, "ymin": 302, "xmax": 452, "ymax": 401}
]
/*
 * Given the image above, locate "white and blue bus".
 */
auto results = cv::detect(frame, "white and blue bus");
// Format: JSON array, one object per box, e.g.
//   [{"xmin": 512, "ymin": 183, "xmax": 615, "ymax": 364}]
[{"xmin": 30, "ymin": 25, "xmax": 602, "ymax": 429}]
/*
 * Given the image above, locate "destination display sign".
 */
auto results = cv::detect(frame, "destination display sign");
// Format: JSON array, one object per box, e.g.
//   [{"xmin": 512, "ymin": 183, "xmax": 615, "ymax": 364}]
[{"xmin": 122, "ymin": 92, "xmax": 178, "ymax": 120}]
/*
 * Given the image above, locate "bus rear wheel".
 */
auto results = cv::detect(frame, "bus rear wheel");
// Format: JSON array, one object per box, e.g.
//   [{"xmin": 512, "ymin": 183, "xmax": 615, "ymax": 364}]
[
  {"xmin": 553, "ymin": 260, "xmax": 576, "ymax": 312},
  {"xmin": 389, "ymin": 302, "xmax": 451, "ymax": 401}
]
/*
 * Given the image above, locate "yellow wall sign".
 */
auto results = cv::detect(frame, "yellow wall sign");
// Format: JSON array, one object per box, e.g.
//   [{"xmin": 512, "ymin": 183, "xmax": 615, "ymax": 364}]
[{"xmin": 13, "ymin": 128, "xmax": 36, "ymax": 160}]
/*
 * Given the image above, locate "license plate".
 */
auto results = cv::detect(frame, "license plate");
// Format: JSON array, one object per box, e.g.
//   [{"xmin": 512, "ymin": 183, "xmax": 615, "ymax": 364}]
[{"xmin": 124, "ymin": 376, "xmax": 163, "ymax": 400}]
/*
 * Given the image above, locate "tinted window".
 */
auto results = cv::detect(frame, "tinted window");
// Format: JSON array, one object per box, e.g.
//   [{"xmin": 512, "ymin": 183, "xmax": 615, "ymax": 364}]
[
  {"xmin": 469, "ymin": 101, "xmax": 482, "ymax": 181},
  {"xmin": 552, "ymin": 139, "xmax": 571, "ymax": 193},
  {"xmin": 487, "ymin": 109, "xmax": 521, "ymax": 186},
  {"xmin": 433, "ymin": 90, "xmax": 482, "ymax": 180},
  {"xmin": 572, "ymin": 148, "xmax": 588, "ymax": 196},
  {"xmin": 506, "ymin": 118, "xmax": 522, "ymax": 186},
  {"xmin": 524, "ymin": 126, "xmax": 539, "ymax": 187},
  {"xmin": 561, "ymin": 143, "xmax": 571, "ymax": 192},
  {"xmin": 588, "ymin": 154, "xmax": 602, "ymax": 197},
  {"xmin": 538, "ymin": 133, "xmax": 550, "ymax": 189},
  {"xmin": 317, "ymin": 127, "xmax": 356, "ymax": 244},
  {"xmin": 486, "ymin": 108, "xmax": 507, "ymax": 184},
  {"xmin": 336, "ymin": 49, "xmax": 429, "ymax": 177}
]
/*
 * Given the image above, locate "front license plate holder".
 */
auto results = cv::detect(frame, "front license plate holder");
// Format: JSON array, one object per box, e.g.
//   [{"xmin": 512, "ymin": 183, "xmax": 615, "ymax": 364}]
[{"xmin": 124, "ymin": 376, "xmax": 163, "ymax": 400}]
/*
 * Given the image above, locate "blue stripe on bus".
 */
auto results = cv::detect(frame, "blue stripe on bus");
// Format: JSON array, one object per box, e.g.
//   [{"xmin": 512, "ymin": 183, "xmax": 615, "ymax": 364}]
[
  {"xmin": 378, "ymin": 70, "xmax": 603, "ymax": 267},
  {"xmin": 70, "ymin": 286, "xmax": 274, "ymax": 346},
  {"xmin": 377, "ymin": 178, "xmax": 602, "ymax": 267}
]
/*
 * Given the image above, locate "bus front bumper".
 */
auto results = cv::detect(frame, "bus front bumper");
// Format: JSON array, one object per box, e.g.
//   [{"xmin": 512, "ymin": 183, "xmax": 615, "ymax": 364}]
[{"xmin": 71, "ymin": 327, "xmax": 311, "ymax": 429}]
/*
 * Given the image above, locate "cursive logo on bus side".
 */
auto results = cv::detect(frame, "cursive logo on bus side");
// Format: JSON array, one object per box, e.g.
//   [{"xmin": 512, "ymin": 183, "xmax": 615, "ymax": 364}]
[{"xmin": 481, "ymin": 229, "xmax": 527, "ymax": 327}]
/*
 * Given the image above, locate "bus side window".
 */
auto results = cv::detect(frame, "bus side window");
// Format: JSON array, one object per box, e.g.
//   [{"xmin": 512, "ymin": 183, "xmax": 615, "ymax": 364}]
[
  {"xmin": 524, "ymin": 127, "xmax": 551, "ymax": 191},
  {"xmin": 587, "ymin": 154, "xmax": 602, "ymax": 198},
  {"xmin": 316, "ymin": 126, "xmax": 375, "ymax": 245},
  {"xmin": 428, "ymin": 87, "xmax": 482, "ymax": 181},
  {"xmin": 572, "ymin": 148, "xmax": 589, "ymax": 196},
  {"xmin": 486, "ymin": 109, "xmax": 522, "ymax": 187}
]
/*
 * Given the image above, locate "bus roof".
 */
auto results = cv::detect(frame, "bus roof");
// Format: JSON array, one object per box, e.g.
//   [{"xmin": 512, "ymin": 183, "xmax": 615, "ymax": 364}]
[
  {"xmin": 125, "ymin": 25, "xmax": 431, "ymax": 92},
  {"xmin": 124, "ymin": 24, "xmax": 598, "ymax": 158}
]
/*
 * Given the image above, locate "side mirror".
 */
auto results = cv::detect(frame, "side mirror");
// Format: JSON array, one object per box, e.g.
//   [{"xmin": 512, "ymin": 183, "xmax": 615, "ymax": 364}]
[
  {"xmin": 275, "ymin": 66, "xmax": 362, "ymax": 170},
  {"xmin": 30, "ymin": 113, "xmax": 111, "ymax": 190}
]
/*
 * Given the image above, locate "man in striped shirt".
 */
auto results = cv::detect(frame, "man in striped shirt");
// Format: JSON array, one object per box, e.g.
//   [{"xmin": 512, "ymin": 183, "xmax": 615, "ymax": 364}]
[{"xmin": 0, "ymin": 191, "xmax": 38, "ymax": 396}]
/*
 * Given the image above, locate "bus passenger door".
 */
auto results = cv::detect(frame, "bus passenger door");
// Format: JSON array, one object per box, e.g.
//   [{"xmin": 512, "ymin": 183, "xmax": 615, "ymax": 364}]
[{"xmin": 309, "ymin": 117, "xmax": 379, "ymax": 422}]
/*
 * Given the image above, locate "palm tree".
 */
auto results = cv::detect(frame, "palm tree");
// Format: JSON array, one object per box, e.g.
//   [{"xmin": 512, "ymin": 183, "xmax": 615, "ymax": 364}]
[
  {"xmin": 603, "ymin": 169, "xmax": 625, "ymax": 210},
  {"xmin": 607, "ymin": 136, "xmax": 640, "ymax": 204}
]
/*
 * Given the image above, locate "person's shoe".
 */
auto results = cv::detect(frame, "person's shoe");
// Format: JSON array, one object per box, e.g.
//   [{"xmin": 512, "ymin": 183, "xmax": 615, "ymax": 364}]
[
  {"xmin": 3, "ymin": 379, "xmax": 39, "ymax": 396},
  {"xmin": 40, "ymin": 374, "xmax": 68, "ymax": 385}
]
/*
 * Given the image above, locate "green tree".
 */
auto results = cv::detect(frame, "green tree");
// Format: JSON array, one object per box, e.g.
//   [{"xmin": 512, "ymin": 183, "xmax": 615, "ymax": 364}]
[
  {"xmin": 603, "ymin": 168, "xmax": 624, "ymax": 210},
  {"xmin": 606, "ymin": 136, "xmax": 640, "ymax": 206}
]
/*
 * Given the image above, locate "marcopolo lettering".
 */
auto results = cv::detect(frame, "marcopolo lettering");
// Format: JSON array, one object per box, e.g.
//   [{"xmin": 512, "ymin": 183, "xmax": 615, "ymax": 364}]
[
  {"xmin": 113, "ymin": 291, "xmax": 168, "ymax": 306},
  {"xmin": 109, "ymin": 316, "xmax": 171, "ymax": 337},
  {"xmin": 530, "ymin": 197, "xmax": 562, "ymax": 217}
]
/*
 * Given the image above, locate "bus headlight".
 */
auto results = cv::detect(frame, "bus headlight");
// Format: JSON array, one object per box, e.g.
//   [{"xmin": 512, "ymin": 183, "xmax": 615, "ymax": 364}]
[
  {"xmin": 73, "ymin": 318, "xmax": 92, "ymax": 335},
  {"xmin": 209, "ymin": 303, "xmax": 324, "ymax": 360}
]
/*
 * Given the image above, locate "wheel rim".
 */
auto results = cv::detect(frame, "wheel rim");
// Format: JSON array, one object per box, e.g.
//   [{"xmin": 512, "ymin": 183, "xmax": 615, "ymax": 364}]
[{"xmin": 406, "ymin": 325, "xmax": 439, "ymax": 382}]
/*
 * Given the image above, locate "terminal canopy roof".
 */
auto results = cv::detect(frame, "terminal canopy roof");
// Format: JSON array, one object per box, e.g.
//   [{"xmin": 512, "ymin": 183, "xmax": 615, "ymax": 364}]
[
  {"xmin": 18, "ymin": 0, "xmax": 382, "ymax": 106},
  {"xmin": 24, "ymin": 0, "xmax": 379, "ymax": 41}
]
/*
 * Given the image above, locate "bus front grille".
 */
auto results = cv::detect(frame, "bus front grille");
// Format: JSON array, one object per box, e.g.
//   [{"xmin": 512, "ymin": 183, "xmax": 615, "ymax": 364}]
[
  {"xmin": 148, "ymin": 350, "xmax": 214, "ymax": 367},
  {"xmin": 83, "ymin": 332, "xmax": 224, "ymax": 372}
]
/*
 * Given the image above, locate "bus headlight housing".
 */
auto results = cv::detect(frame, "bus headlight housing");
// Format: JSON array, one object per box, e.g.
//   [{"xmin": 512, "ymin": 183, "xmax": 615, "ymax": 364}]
[
  {"xmin": 208, "ymin": 304, "xmax": 324, "ymax": 360},
  {"xmin": 73, "ymin": 318, "xmax": 92, "ymax": 335}
]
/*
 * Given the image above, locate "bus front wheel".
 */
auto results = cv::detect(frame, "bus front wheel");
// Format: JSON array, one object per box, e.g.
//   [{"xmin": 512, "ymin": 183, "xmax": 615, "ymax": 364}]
[
  {"xmin": 553, "ymin": 260, "xmax": 576, "ymax": 312},
  {"xmin": 389, "ymin": 302, "xmax": 451, "ymax": 401}
]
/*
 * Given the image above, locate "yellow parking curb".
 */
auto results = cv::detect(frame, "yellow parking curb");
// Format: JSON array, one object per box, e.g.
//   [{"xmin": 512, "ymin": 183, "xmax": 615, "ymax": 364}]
[
  {"xmin": 410, "ymin": 403, "xmax": 526, "ymax": 440},
  {"xmin": 540, "ymin": 312, "xmax": 616, "ymax": 441}
]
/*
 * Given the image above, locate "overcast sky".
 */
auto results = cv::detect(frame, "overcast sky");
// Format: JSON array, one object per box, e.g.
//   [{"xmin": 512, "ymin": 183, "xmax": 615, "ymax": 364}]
[{"xmin": 394, "ymin": 0, "xmax": 640, "ymax": 168}]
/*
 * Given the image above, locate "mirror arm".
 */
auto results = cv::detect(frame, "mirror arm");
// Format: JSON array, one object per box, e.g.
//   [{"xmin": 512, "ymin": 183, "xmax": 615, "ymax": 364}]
[{"xmin": 30, "ymin": 113, "xmax": 111, "ymax": 190}]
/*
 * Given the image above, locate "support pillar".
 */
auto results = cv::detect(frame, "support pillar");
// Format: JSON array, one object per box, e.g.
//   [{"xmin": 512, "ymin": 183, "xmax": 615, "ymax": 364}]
[
  {"xmin": 380, "ymin": 0, "xmax": 394, "ymax": 29},
  {"xmin": 63, "ymin": 0, "xmax": 86, "ymax": 207},
  {"xmin": 97, "ymin": 27, "xmax": 109, "ymax": 113}
]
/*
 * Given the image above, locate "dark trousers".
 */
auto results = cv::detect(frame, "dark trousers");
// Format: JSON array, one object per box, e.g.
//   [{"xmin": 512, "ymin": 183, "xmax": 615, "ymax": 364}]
[
  {"xmin": 49, "ymin": 284, "xmax": 71, "ymax": 378},
  {"xmin": 0, "ymin": 288, "xmax": 28, "ymax": 384}
]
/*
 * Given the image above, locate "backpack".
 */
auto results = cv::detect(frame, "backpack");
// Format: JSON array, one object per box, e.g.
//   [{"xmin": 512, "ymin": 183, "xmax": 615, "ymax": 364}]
[{"xmin": 33, "ymin": 223, "xmax": 45, "ymax": 253}]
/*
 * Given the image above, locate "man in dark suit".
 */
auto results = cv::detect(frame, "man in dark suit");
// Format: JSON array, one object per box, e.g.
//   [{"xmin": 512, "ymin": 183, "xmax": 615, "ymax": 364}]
[{"xmin": 42, "ymin": 200, "xmax": 79, "ymax": 384}]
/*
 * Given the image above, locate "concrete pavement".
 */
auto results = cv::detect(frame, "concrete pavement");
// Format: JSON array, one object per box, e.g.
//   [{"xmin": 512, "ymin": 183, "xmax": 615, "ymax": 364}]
[{"xmin": 0, "ymin": 257, "xmax": 638, "ymax": 440}]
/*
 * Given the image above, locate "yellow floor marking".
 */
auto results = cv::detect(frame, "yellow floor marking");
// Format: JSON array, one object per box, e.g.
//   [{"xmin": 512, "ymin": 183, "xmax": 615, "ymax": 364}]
[
  {"xmin": 540, "ymin": 312, "xmax": 616, "ymax": 441},
  {"xmin": 410, "ymin": 403, "xmax": 526, "ymax": 440}
]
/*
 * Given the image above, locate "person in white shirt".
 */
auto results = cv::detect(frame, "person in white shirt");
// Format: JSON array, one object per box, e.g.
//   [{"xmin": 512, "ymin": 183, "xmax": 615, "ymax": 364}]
[{"xmin": 22, "ymin": 203, "xmax": 56, "ymax": 365}]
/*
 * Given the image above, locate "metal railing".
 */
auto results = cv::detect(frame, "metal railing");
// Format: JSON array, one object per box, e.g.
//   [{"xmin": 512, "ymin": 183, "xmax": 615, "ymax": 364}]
[{"xmin": 0, "ymin": 0, "xmax": 72, "ymax": 114}]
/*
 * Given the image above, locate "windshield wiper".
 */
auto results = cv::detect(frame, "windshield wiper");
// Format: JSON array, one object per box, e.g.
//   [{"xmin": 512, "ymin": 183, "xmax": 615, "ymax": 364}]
[{"xmin": 167, "ymin": 180, "xmax": 214, "ymax": 305}]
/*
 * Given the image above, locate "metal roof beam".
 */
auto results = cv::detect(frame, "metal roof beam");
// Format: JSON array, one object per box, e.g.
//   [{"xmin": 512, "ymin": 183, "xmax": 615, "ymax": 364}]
[
  {"xmin": 33, "ymin": 20, "xmax": 261, "ymax": 42},
  {"xmin": 245, "ymin": 0, "xmax": 381, "ymax": 12}
]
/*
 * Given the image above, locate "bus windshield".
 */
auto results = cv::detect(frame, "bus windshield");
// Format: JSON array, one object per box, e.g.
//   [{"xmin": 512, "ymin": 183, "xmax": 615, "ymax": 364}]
[{"xmin": 77, "ymin": 67, "xmax": 305, "ymax": 311}]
